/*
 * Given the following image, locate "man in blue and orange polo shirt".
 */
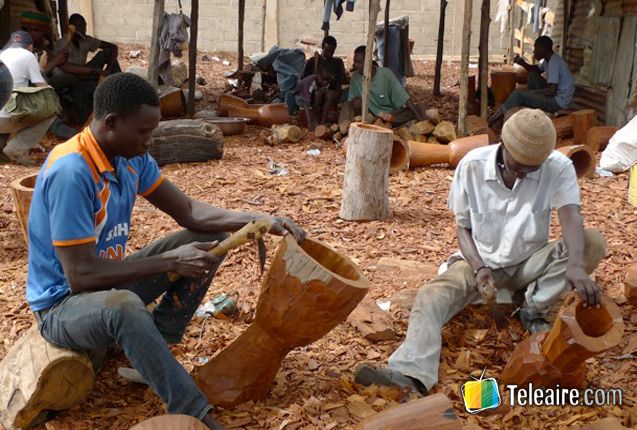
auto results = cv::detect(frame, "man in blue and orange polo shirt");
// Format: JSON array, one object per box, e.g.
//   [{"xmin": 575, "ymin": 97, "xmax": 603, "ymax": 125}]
[{"xmin": 26, "ymin": 73, "xmax": 306, "ymax": 430}]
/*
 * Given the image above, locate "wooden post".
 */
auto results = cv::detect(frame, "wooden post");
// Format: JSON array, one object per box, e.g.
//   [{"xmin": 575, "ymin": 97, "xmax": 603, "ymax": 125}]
[
  {"xmin": 148, "ymin": 0, "xmax": 165, "ymax": 89},
  {"xmin": 383, "ymin": 0, "xmax": 391, "ymax": 67},
  {"xmin": 58, "ymin": 0, "xmax": 69, "ymax": 36},
  {"xmin": 238, "ymin": 0, "xmax": 246, "ymax": 72},
  {"xmin": 478, "ymin": 0, "xmax": 490, "ymax": 120},
  {"xmin": 562, "ymin": 0, "xmax": 569, "ymax": 56},
  {"xmin": 433, "ymin": 0, "xmax": 448, "ymax": 96},
  {"xmin": 362, "ymin": 0, "xmax": 382, "ymax": 124},
  {"xmin": 187, "ymin": 0, "xmax": 199, "ymax": 116},
  {"xmin": 508, "ymin": 0, "xmax": 515, "ymax": 63},
  {"xmin": 458, "ymin": 0, "xmax": 473, "ymax": 136}
]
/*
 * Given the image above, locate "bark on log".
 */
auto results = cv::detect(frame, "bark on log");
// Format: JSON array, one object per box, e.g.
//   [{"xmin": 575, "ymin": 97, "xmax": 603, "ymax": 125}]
[
  {"xmin": 347, "ymin": 297, "xmax": 397, "ymax": 341},
  {"xmin": 340, "ymin": 123, "xmax": 394, "ymax": 220},
  {"xmin": 150, "ymin": 119, "xmax": 224, "ymax": 166},
  {"xmin": 10, "ymin": 174, "xmax": 37, "ymax": 246},
  {"xmin": 433, "ymin": 121, "xmax": 458, "ymax": 143},
  {"xmin": 355, "ymin": 393, "xmax": 461, "ymax": 430},
  {"xmin": 586, "ymin": 126, "xmax": 618, "ymax": 153},
  {"xmin": 571, "ymin": 109, "xmax": 597, "ymax": 146},
  {"xmin": 269, "ymin": 124, "xmax": 302, "ymax": 144},
  {"xmin": 0, "ymin": 326, "xmax": 95, "ymax": 430},
  {"xmin": 624, "ymin": 264, "xmax": 637, "ymax": 306},
  {"xmin": 196, "ymin": 236, "xmax": 369, "ymax": 407},
  {"xmin": 556, "ymin": 145, "xmax": 594, "ymax": 178},
  {"xmin": 130, "ymin": 415, "xmax": 209, "ymax": 430}
]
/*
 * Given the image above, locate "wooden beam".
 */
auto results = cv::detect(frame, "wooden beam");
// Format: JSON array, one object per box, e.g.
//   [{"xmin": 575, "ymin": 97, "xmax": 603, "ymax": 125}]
[
  {"xmin": 458, "ymin": 0, "xmax": 473, "ymax": 136},
  {"xmin": 148, "ymin": 0, "xmax": 165, "ymax": 88},
  {"xmin": 433, "ymin": 0, "xmax": 448, "ymax": 96},
  {"xmin": 58, "ymin": 0, "xmax": 69, "ymax": 36},
  {"xmin": 479, "ymin": 0, "xmax": 490, "ymax": 120},
  {"xmin": 187, "ymin": 0, "xmax": 199, "ymax": 116},
  {"xmin": 383, "ymin": 0, "xmax": 390, "ymax": 67},
  {"xmin": 238, "ymin": 0, "xmax": 245, "ymax": 72},
  {"xmin": 362, "ymin": 0, "xmax": 382, "ymax": 123}
]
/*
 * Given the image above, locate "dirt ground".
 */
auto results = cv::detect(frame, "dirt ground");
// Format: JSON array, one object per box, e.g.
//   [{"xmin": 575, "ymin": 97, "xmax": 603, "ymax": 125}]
[{"xmin": 0, "ymin": 45, "xmax": 635, "ymax": 429}]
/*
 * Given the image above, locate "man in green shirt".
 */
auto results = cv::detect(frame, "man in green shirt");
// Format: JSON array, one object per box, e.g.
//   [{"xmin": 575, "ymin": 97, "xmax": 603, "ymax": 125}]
[{"xmin": 339, "ymin": 45, "xmax": 425, "ymax": 126}]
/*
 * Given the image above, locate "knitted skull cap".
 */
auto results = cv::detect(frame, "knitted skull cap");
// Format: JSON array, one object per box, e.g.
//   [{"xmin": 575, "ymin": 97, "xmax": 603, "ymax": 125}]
[{"xmin": 501, "ymin": 108, "xmax": 556, "ymax": 166}]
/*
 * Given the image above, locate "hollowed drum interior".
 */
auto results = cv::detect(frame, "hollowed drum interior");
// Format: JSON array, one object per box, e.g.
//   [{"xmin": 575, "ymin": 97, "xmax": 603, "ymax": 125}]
[
  {"xmin": 569, "ymin": 149, "xmax": 593, "ymax": 178},
  {"xmin": 297, "ymin": 238, "xmax": 362, "ymax": 282},
  {"xmin": 390, "ymin": 139, "xmax": 409, "ymax": 172},
  {"xmin": 575, "ymin": 303, "xmax": 614, "ymax": 338}
]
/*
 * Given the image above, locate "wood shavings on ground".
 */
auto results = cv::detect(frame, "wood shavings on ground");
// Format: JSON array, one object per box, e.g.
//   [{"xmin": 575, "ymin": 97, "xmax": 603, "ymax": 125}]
[{"xmin": 0, "ymin": 47, "xmax": 635, "ymax": 429}]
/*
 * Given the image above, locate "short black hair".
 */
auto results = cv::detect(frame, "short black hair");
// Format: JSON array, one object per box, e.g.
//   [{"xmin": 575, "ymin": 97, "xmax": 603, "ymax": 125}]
[
  {"xmin": 323, "ymin": 36, "xmax": 337, "ymax": 48},
  {"xmin": 69, "ymin": 13, "xmax": 85, "ymax": 26},
  {"xmin": 535, "ymin": 36, "xmax": 553, "ymax": 50},
  {"xmin": 93, "ymin": 73, "xmax": 159, "ymax": 119},
  {"xmin": 354, "ymin": 45, "xmax": 366, "ymax": 56}
]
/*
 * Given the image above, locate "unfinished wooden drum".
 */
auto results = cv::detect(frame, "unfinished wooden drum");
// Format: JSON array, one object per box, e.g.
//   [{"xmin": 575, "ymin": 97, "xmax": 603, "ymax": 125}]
[
  {"xmin": 10, "ymin": 173, "xmax": 38, "ymax": 245},
  {"xmin": 586, "ymin": 126, "xmax": 618, "ymax": 153},
  {"xmin": 257, "ymin": 103, "xmax": 291, "ymax": 127},
  {"xmin": 227, "ymin": 104, "xmax": 260, "ymax": 124},
  {"xmin": 408, "ymin": 141, "xmax": 449, "ymax": 168},
  {"xmin": 490, "ymin": 70, "xmax": 516, "ymax": 104},
  {"xmin": 130, "ymin": 415, "xmax": 209, "ymax": 430},
  {"xmin": 557, "ymin": 145, "xmax": 595, "ymax": 178},
  {"xmin": 196, "ymin": 236, "xmax": 370, "ymax": 407},
  {"xmin": 448, "ymin": 134, "xmax": 489, "ymax": 168},
  {"xmin": 217, "ymin": 94, "xmax": 249, "ymax": 117},
  {"xmin": 158, "ymin": 85, "xmax": 186, "ymax": 118},
  {"xmin": 571, "ymin": 109, "xmax": 597, "ymax": 146},
  {"xmin": 390, "ymin": 136, "xmax": 410, "ymax": 174}
]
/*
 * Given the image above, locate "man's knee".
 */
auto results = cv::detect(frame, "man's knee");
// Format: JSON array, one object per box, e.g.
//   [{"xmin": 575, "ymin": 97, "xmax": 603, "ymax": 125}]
[
  {"xmin": 583, "ymin": 229, "xmax": 606, "ymax": 273},
  {"xmin": 103, "ymin": 290, "xmax": 148, "ymax": 321}
]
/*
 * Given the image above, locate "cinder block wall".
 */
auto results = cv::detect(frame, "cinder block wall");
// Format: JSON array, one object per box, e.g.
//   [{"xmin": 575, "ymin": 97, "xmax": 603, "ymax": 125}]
[{"xmin": 67, "ymin": 0, "xmax": 509, "ymax": 58}]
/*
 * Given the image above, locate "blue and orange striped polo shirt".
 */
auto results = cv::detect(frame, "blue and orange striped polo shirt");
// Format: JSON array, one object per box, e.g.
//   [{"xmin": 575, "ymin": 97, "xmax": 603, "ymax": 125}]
[{"xmin": 26, "ymin": 128, "xmax": 164, "ymax": 311}]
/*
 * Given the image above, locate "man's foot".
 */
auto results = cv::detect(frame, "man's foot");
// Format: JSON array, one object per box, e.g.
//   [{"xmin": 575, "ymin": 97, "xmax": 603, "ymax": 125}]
[
  {"xmin": 201, "ymin": 412, "xmax": 225, "ymax": 430},
  {"xmin": 518, "ymin": 308, "xmax": 551, "ymax": 333},
  {"xmin": 2, "ymin": 147, "xmax": 35, "ymax": 166},
  {"xmin": 118, "ymin": 367, "xmax": 147, "ymax": 385},
  {"xmin": 354, "ymin": 364, "xmax": 426, "ymax": 395},
  {"xmin": 527, "ymin": 318, "xmax": 551, "ymax": 334}
]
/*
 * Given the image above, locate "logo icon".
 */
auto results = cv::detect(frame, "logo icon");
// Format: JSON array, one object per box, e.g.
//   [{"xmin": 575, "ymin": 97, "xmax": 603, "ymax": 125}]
[{"xmin": 461, "ymin": 369, "xmax": 501, "ymax": 414}]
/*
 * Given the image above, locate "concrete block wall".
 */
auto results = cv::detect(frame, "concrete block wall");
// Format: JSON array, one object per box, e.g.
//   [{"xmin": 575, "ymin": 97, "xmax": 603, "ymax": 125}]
[{"xmin": 67, "ymin": 0, "xmax": 509, "ymax": 58}]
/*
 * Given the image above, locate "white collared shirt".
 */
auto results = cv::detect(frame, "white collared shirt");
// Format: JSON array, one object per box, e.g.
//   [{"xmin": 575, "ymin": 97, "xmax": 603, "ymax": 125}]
[{"xmin": 448, "ymin": 144, "xmax": 580, "ymax": 269}]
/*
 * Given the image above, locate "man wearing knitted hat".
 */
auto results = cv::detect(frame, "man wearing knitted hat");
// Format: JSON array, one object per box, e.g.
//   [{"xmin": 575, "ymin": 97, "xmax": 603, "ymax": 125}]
[{"xmin": 354, "ymin": 108, "xmax": 606, "ymax": 395}]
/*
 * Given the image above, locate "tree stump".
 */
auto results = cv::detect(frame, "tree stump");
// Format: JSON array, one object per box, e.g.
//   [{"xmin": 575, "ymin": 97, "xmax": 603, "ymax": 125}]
[
  {"xmin": 340, "ymin": 123, "xmax": 393, "ymax": 221},
  {"xmin": 0, "ymin": 326, "xmax": 95, "ymax": 430},
  {"xmin": 195, "ymin": 236, "xmax": 370, "ymax": 407},
  {"xmin": 150, "ymin": 119, "xmax": 224, "ymax": 166},
  {"xmin": 130, "ymin": 415, "xmax": 209, "ymax": 430},
  {"xmin": 571, "ymin": 109, "xmax": 597, "ymax": 146},
  {"xmin": 10, "ymin": 174, "xmax": 38, "ymax": 247},
  {"xmin": 586, "ymin": 126, "xmax": 618, "ymax": 153},
  {"xmin": 556, "ymin": 145, "xmax": 594, "ymax": 178},
  {"xmin": 355, "ymin": 393, "xmax": 461, "ymax": 430}
]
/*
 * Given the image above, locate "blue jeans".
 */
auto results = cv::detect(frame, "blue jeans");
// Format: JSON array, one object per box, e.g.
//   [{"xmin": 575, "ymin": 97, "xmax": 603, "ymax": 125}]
[{"xmin": 35, "ymin": 229, "xmax": 228, "ymax": 420}]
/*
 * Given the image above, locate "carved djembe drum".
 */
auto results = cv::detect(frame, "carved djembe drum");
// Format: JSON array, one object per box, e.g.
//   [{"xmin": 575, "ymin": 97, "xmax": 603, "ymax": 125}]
[{"xmin": 196, "ymin": 236, "xmax": 370, "ymax": 407}]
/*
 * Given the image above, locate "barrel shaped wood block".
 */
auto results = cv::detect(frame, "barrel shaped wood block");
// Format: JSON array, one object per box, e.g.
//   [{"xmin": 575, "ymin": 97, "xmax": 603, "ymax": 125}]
[
  {"xmin": 541, "ymin": 294, "xmax": 624, "ymax": 371},
  {"xmin": 196, "ymin": 236, "xmax": 370, "ymax": 407},
  {"xmin": 408, "ymin": 142, "xmax": 449, "ymax": 168},
  {"xmin": 490, "ymin": 70, "xmax": 516, "ymax": 104},
  {"xmin": 0, "ymin": 326, "xmax": 94, "ymax": 430},
  {"xmin": 571, "ymin": 109, "xmax": 597, "ymax": 146},
  {"xmin": 340, "ymin": 123, "xmax": 394, "ymax": 221},
  {"xmin": 10, "ymin": 174, "xmax": 38, "ymax": 246},
  {"xmin": 355, "ymin": 393, "xmax": 461, "ymax": 430},
  {"xmin": 390, "ymin": 136, "xmax": 410, "ymax": 174},
  {"xmin": 130, "ymin": 415, "xmax": 209, "ymax": 430},
  {"xmin": 625, "ymin": 264, "xmax": 637, "ymax": 306},
  {"xmin": 586, "ymin": 126, "xmax": 619, "ymax": 153},
  {"xmin": 217, "ymin": 94, "xmax": 248, "ymax": 117},
  {"xmin": 501, "ymin": 332, "xmax": 586, "ymax": 389},
  {"xmin": 557, "ymin": 145, "xmax": 595, "ymax": 178},
  {"xmin": 448, "ymin": 134, "xmax": 489, "ymax": 167},
  {"xmin": 257, "ymin": 104, "xmax": 291, "ymax": 127}
]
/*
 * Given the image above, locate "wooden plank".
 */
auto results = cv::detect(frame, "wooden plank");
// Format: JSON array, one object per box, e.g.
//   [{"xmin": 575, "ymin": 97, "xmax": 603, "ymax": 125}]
[
  {"xmin": 608, "ymin": 16, "xmax": 637, "ymax": 125},
  {"xmin": 588, "ymin": 17, "xmax": 620, "ymax": 86}
]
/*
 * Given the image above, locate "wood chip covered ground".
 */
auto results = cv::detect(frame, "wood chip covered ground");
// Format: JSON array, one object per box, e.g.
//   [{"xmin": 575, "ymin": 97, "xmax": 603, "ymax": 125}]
[{"xmin": 0, "ymin": 46, "xmax": 635, "ymax": 429}]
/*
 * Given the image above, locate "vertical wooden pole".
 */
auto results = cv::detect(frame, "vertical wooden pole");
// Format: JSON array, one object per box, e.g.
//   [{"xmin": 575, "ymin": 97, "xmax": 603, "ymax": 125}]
[
  {"xmin": 79, "ymin": 0, "xmax": 94, "ymax": 35},
  {"xmin": 478, "ymin": 0, "xmax": 490, "ymax": 120},
  {"xmin": 507, "ymin": 0, "xmax": 515, "ymax": 63},
  {"xmin": 383, "ymin": 0, "xmax": 390, "ymax": 67},
  {"xmin": 0, "ymin": 1, "xmax": 10, "ymax": 47},
  {"xmin": 458, "ymin": 0, "xmax": 473, "ymax": 136},
  {"xmin": 362, "ymin": 0, "xmax": 382, "ymax": 124},
  {"xmin": 561, "ymin": 0, "xmax": 569, "ymax": 56},
  {"xmin": 187, "ymin": 0, "xmax": 199, "ymax": 116},
  {"xmin": 433, "ymin": 0, "xmax": 448, "ymax": 96},
  {"xmin": 58, "ymin": 0, "xmax": 69, "ymax": 36},
  {"xmin": 148, "ymin": 0, "xmax": 165, "ymax": 89},
  {"xmin": 238, "ymin": 0, "xmax": 245, "ymax": 72}
]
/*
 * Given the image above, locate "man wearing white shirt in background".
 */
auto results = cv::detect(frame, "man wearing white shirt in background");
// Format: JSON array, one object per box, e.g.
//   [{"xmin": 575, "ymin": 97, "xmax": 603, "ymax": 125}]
[
  {"xmin": 355, "ymin": 109, "xmax": 606, "ymax": 396},
  {"xmin": 0, "ymin": 31, "xmax": 56, "ymax": 166},
  {"xmin": 489, "ymin": 36, "xmax": 575, "ymax": 127}
]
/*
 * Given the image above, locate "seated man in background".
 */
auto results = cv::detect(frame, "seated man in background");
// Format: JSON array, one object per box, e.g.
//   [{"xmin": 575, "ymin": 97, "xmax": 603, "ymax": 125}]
[
  {"xmin": 302, "ymin": 36, "xmax": 346, "ymax": 124},
  {"xmin": 340, "ymin": 45, "xmax": 425, "ymax": 126},
  {"xmin": 489, "ymin": 36, "xmax": 574, "ymax": 127},
  {"xmin": 20, "ymin": 11, "xmax": 68, "ymax": 75},
  {"xmin": 49, "ymin": 13, "xmax": 121, "ymax": 125},
  {"xmin": 0, "ymin": 31, "xmax": 58, "ymax": 165},
  {"xmin": 293, "ymin": 60, "xmax": 339, "ymax": 130}
]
